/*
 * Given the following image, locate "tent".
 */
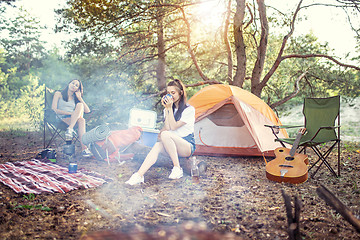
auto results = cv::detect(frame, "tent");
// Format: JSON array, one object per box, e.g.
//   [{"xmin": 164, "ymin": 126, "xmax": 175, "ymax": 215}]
[{"xmin": 188, "ymin": 84, "xmax": 288, "ymax": 157}]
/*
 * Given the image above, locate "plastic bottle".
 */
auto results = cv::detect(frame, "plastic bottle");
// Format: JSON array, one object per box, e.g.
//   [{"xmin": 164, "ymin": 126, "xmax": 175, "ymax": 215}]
[{"xmin": 191, "ymin": 156, "xmax": 200, "ymax": 183}]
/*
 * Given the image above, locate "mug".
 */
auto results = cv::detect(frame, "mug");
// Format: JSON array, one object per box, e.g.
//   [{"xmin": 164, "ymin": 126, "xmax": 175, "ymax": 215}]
[
  {"xmin": 68, "ymin": 163, "xmax": 78, "ymax": 173},
  {"xmin": 164, "ymin": 94, "xmax": 173, "ymax": 101}
]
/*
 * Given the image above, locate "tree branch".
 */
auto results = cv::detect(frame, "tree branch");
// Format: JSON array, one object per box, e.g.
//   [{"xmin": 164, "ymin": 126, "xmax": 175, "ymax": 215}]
[
  {"xmin": 178, "ymin": 7, "xmax": 210, "ymax": 82},
  {"xmin": 185, "ymin": 80, "xmax": 221, "ymax": 88},
  {"xmin": 244, "ymin": 3, "xmax": 254, "ymax": 30},
  {"xmin": 251, "ymin": 0, "xmax": 270, "ymax": 96},
  {"xmin": 281, "ymin": 54, "xmax": 360, "ymax": 71},
  {"xmin": 269, "ymin": 71, "xmax": 307, "ymax": 109},
  {"xmin": 317, "ymin": 184, "xmax": 360, "ymax": 233},
  {"xmin": 259, "ymin": 0, "xmax": 303, "ymax": 89},
  {"xmin": 141, "ymin": 80, "xmax": 220, "ymax": 101}
]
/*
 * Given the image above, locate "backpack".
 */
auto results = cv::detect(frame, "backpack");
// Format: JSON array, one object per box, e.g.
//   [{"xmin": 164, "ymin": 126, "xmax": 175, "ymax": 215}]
[{"xmin": 89, "ymin": 126, "xmax": 142, "ymax": 163}]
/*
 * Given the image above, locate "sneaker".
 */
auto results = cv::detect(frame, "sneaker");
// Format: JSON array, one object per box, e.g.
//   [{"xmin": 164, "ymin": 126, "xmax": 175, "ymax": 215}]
[
  {"xmin": 125, "ymin": 172, "xmax": 144, "ymax": 185},
  {"xmin": 81, "ymin": 148, "xmax": 93, "ymax": 158},
  {"xmin": 65, "ymin": 128, "xmax": 75, "ymax": 141},
  {"xmin": 169, "ymin": 166, "xmax": 183, "ymax": 179}
]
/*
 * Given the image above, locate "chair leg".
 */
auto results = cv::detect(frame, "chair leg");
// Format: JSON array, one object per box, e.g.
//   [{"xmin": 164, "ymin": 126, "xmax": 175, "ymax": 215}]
[
  {"xmin": 45, "ymin": 128, "xmax": 62, "ymax": 149},
  {"xmin": 337, "ymin": 140, "xmax": 341, "ymax": 177},
  {"xmin": 44, "ymin": 123, "xmax": 55, "ymax": 149},
  {"xmin": 44, "ymin": 121, "xmax": 81, "ymax": 150},
  {"xmin": 43, "ymin": 121, "xmax": 46, "ymax": 149},
  {"xmin": 308, "ymin": 143, "xmax": 339, "ymax": 178},
  {"xmin": 44, "ymin": 123, "xmax": 66, "ymax": 149}
]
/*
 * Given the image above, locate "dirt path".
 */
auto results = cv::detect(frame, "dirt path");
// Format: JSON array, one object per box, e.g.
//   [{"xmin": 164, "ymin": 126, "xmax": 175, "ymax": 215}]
[{"xmin": 0, "ymin": 130, "xmax": 359, "ymax": 239}]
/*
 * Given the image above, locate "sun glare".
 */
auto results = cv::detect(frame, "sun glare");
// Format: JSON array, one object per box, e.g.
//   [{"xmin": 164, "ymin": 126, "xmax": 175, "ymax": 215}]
[{"xmin": 191, "ymin": 0, "xmax": 227, "ymax": 40}]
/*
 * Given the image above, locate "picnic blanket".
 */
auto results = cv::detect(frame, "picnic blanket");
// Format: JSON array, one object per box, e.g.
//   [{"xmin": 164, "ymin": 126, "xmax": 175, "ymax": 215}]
[{"xmin": 0, "ymin": 159, "xmax": 112, "ymax": 194}]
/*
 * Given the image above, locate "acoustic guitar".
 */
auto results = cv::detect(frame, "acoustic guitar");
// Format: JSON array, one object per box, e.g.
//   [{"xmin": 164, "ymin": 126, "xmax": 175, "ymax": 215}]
[{"xmin": 266, "ymin": 128, "xmax": 309, "ymax": 184}]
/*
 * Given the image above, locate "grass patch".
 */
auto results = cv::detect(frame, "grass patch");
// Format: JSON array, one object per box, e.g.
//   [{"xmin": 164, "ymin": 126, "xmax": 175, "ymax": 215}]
[
  {"xmin": 0, "ymin": 117, "xmax": 37, "ymax": 132},
  {"xmin": 342, "ymin": 141, "xmax": 360, "ymax": 152},
  {"xmin": 11, "ymin": 194, "xmax": 53, "ymax": 212}
]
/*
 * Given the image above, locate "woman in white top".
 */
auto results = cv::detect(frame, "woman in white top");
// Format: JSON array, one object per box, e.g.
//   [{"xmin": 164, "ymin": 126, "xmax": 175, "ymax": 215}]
[
  {"xmin": 51, "ymin": 79, "xmax": 92, "ymax": 157},
  {"xmin": 126, "ymin": 79, "xmax": 196, "ymax": 185}
]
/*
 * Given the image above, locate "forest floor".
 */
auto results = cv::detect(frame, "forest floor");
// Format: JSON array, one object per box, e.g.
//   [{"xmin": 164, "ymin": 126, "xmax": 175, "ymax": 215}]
[{"xmin": 0, "ymin": 130, "xmax": 359, "ymax": 240}]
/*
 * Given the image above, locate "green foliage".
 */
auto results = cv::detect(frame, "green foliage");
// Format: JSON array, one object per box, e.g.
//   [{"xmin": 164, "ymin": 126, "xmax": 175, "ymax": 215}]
[
  {"xmin": 23, "ymin": 80, "xmax": 44, "ymax": 130},
  {"xmin": 262, "ymin": 33, "xmax": 360, "ymax": 110},
  {"xmin": 0, "ymin": 7, "xmax": 46, "ymax": 75},
  {"xmin": 23, "ymin": 193, "xmax": 36, "ymax": 201},
  {"xmin": 0, "ymin": 67, "xmax": 44, "ymax": 130},
  {"xmin": 0, "ymin": 6, "xmax": 48, "ymax": 130},
  {"xmin": 13, "ymin": 204, "xmax": 52, "ymax": 211},
  {"xmin": 56, "ymin": 0, "xmax": 198, "ymax": 84},
  {"xmin": 39, "ymin": 50, "xmax": 78, "ymax": 89},
  {"xmin": 0, "ymin": 0, "xmax": 358, "ymax": 133},
  {"xmin": 56, "ymin": 0, "xmax": 358, "ymax": 104},
  {"xmin": 11, "ymin": 194, "xmax": 52, "ymax": 211}
]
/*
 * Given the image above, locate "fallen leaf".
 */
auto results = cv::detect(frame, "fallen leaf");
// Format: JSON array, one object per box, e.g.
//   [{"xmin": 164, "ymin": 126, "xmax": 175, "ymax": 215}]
[{"xmin": 156, "ymin": 212, "xmax": 171, "ymax": 217}]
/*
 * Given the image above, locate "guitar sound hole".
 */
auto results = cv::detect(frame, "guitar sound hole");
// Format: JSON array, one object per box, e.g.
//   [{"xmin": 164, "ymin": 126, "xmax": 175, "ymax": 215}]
[{"xmin": 285, "ymin": 156, "xmax": 294, "ymax": 161}]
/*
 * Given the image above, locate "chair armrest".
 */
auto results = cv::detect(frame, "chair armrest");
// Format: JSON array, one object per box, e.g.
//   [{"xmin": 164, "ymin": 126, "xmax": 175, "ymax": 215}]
[
  {"xmin": 309, "ymin": 125, "xmax": 340, "ymax": 142},
  {"xmin": 44, "ymin": 108, "xmax": 70, "ymax": 131},
  {"xmin": 44, "ymin": 108, "xmax": 63, "ymax": 125},
  {"xmin": 264, "ymin": 124, "xmax": 304, "ymax": 135},
  {"xmin": 264, "ymin": 124, "xmax": 303, "ymax": 129},
  {"xmin": 319, "ymin": 125, "xmax": 340, "ymax": 130},
  {"xmin": 280, "ymin": 125, "xmax": 304, "ymax": 128}
]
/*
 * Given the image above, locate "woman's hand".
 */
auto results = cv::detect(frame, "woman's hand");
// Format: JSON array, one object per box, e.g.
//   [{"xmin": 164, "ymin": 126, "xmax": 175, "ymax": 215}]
[
  {"xmin": 74, "ymin": 90, "xmax": 90, "ymax": 113},
  {"xmin": 161, "ymin": 94, "xmax": 173, "ymax": 109},
  {"xmin": 75, "ymin": 91, "xmax": 82, "ymax": 100}
]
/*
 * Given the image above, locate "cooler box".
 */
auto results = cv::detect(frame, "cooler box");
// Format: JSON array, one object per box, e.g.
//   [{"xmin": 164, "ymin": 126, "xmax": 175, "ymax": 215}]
[{"xmin": 129, "ymin": 108, "xmax": 160, "ymax": 147}]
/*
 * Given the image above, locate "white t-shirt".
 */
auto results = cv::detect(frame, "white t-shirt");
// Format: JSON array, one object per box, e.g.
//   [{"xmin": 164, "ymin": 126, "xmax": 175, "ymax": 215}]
[{"xmin": 164, "ymin": 104, "xmax": 195, "ymax": 138}]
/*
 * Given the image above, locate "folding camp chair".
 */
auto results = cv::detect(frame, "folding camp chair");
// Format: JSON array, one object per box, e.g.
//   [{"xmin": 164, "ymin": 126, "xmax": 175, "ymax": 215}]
[
  {"xmin": 43, "ymin": 87, "xmax": 79, "ymax": 148},
  {"xmin": 267, "ymin": 96, "xmax": 341, "ymax": 178}
]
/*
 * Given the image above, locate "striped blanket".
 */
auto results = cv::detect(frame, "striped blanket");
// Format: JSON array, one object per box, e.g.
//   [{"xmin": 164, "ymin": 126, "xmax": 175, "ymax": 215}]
[{"xmin": 0, "ymin": 159, "xmax": 112, "ymax": 194}]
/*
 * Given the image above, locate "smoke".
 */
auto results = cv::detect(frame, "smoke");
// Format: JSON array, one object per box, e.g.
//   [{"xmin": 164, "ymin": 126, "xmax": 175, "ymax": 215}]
[
  {"xmin": 84, "ymin": 161, "xmax": 210, "ymax": 231},
  {"xmin": 84, "ymin": 74, "xmax": 158, "ymax": 129}
]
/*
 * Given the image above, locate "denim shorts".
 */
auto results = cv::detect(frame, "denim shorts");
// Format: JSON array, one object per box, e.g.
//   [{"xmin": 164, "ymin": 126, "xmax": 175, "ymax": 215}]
[
  {"xmin": 59, "ymin": 114, "xmax": 71, "ymax": 119},
  {"xmin": 183, "ymin": 133, "xmax": 196, "ymax": 156}
]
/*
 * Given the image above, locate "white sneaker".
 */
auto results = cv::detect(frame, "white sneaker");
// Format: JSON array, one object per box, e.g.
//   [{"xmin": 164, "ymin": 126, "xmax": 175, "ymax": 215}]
[
  {"xmin": 125, "ymin": 172, "xmax": 144, "ymax": 185},
  {"xmin": 81, "ymin": 149, "xmax": 93, "ymax": 158},
  {"xmin": 169, "ymin": 166, "xmax": 183, "ymax": 179}
]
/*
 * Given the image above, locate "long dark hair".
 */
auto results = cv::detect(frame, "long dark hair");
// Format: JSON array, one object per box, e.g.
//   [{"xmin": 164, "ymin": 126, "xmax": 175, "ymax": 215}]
[
  {"xmin": 168, "ymin": 79, "xmax": 188, "ymax": 121},
  {"xmin": 60, "ymin": 79, "xmax": 83, "ymax": 104}
]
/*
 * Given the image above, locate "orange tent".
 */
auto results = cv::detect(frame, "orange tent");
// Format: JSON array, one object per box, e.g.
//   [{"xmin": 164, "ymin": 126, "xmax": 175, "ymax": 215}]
[{"xmin": 188, "ymin": 84, "xmax": 288, "ymax": 157}]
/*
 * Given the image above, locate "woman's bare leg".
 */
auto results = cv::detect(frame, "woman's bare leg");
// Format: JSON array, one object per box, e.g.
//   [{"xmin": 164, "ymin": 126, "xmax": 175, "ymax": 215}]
[
  {"xmin": 77, "ymin": 117, "xmax": 86, "ymax": 150},
  {"xmin": 68, "ymin": 103, "xmax": 84, "ymax": 129},
  {"xmin": 136, "ymin": 131, "xmax": 191, "ymax": 177},
  {"xmin": 160, "ymin": 131, "xmax": 192, "ymax": 168},
  {"xmin": 137, "ymin": 142, "xmax": 165, "ymax": 176},
  {"xmin": 61, "ymin": 103, "xmax": 87, "ymax": 150}
]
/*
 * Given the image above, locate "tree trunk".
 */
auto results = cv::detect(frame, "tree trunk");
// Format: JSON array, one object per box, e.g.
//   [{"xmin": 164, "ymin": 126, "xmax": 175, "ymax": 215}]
[
  {"xmin": 156, "ymin": 2, "xmax": 166, "ymax": 91},
  {"xmin": 251, "ymin": 0, "xmax": 268, "ymax": 97},
  {"xmin": 233, "ymin": 0, "xmax": 246, "ymax": 88},
  {"xmin": 224, "ymin": 0, "xmax": 233, "ymax": 85}
]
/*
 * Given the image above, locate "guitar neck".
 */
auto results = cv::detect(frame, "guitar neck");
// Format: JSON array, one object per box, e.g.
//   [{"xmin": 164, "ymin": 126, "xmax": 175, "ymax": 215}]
[{"xmin": 289, "ymin": 129, "xmax": 305, "ymax": 156}]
